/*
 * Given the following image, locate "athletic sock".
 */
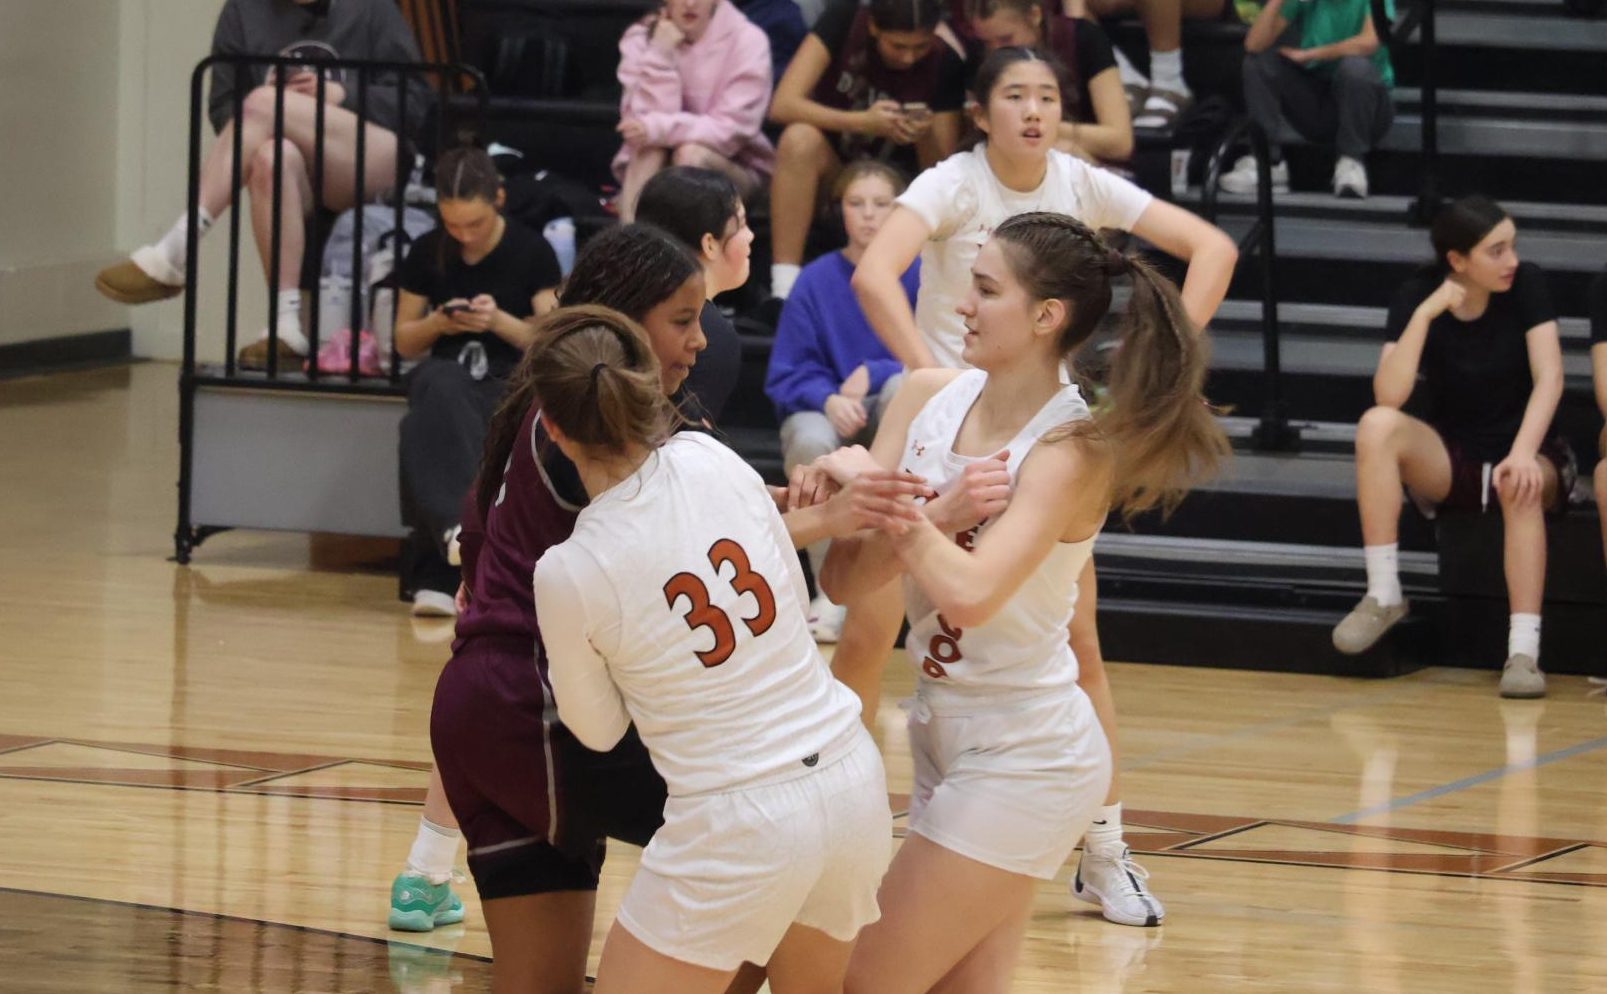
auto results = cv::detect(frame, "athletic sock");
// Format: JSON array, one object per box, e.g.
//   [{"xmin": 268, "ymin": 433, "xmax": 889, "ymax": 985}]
[
  {"xmin": 405, "ymin": 817, "xmax": 461, "ymax": 885},
  {"xmin": 273, "ymin": 289, "xmax": 308, "ymax": 352},
  {"xmin": 1363, "ymin": 543, "xmax": 1402, "ymax": 607},
  {"xmin": 770, "ymin": 263, "xmax": 801, "ymax": 300},
  {"xmin": 1085, "ymin": 802, "xmax": 1125, "ymax": 856},
  {"xmin": 155, "ymin": 209, "xmax": 214, "ymax": 275},
  {"xmin": 1508, "ymin": 612, "xmax": 1541, "ymax": 661},
  {"xmin": 1111, "ymin": 47, "xmax": 1148, "ymax": 89},
  {"xmin": 1149, "ymin": 48, "xmax": 1189, "ymax": 97}
]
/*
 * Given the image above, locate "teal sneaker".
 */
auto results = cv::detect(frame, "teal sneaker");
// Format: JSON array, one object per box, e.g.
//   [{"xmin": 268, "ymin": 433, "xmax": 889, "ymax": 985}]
[{"xmin": 388, "ymin": 872, "xmax": 466, "ymax": 932}]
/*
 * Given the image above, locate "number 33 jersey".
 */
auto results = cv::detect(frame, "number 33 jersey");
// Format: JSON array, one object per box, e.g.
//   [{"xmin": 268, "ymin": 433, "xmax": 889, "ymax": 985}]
[
  {"xmin": 534, "ymin": 431, "xmax": 863, "ymax": 797},
  {"xmin": 901, "ymin": 370, "xmax": 1098, "ymax": 706}
]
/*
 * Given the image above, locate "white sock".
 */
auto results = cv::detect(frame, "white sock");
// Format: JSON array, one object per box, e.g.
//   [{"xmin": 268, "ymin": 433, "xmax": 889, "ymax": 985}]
[
  {"xmin": 273, "ymin": 289, "xmax": 308, "ymax": 352},
  {"xmin": 1508, "ymin": 613, "xmax": 1540, "ymax": 661},
  {"xmin": 771, "ymin": 263, "xmax": 801, "ymax": 299},
  {"xmin": 1085, "ymin": 802, "xmax": 1125, "ymax": 855},
  {"xmin": 1112, "ymin": 47, "xmax": 1148, "ymax": 89},
  {"xmin": 154, "ymin": 209, "xmax": 214, "ymax": 274},
  {"xmin": 1149, "ymin": 48, "xmax": 1188, "ymax": 97},
  {"xmin": 404, "ymin": 817, "xmax": 461, "ymax": 885},
  {"xmin": 1363, "ymin": 543, "xmax": 1402, "ymax": 607}
]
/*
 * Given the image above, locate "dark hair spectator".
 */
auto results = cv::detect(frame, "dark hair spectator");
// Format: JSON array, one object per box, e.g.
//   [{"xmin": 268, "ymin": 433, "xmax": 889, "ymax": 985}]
[
  {"xmin": 1225, "ymin": 0, "xmax": 1396, "ymax": 199},
  {"xmin": 766, "ymin": 0, "xmax": 967, "ymax": 300}
]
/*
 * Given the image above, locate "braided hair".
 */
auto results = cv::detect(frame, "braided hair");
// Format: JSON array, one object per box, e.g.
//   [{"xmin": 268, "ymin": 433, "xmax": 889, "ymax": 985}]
[{"xmin": 990, "ymin": 212, "xmax": 1227, "ymax": 518}]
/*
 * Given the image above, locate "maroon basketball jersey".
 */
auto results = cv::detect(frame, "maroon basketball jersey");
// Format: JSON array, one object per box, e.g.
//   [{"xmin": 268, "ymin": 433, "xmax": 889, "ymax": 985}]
[{"xmin": 454, "ymin": 403, "xmax": 582, "ymax": 648}]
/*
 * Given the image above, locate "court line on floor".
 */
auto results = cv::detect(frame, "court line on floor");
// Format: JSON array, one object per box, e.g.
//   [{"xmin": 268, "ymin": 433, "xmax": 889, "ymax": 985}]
[
  {"xmin": 0, "ymin": 885, "xmax": 491, "ymax": 962},
  {"xmin": 1333, "ymin": 733, "xmax": 1607, "ymax": 824}
]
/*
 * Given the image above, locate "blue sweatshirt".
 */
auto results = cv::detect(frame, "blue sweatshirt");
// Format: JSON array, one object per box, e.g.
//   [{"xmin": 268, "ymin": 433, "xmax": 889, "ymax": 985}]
[{"xmin": 765, "ymin": 252, "xmax": 919, "ymax": 420}]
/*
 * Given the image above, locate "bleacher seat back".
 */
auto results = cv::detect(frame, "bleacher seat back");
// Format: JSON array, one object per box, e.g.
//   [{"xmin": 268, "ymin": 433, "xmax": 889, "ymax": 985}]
[{"xmin": 460, "ymin": 0, "xmax": 655, "ymax": 101}]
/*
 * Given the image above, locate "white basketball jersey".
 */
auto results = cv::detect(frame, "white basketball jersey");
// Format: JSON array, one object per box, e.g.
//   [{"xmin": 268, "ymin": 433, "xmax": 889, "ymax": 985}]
[
  {"xmin": 536, "ymin": 432, "xmax": 863, "ymax": 797},
  {"xmin": 899, "ymin": 370, "xmax": 1097, "ymax": 705}
]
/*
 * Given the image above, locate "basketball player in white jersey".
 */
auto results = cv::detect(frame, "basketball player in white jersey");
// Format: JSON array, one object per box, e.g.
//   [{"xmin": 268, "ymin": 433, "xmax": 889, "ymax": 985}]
[
  {"xmin": 836, "ymin": 44, "xmax": 1238, "ymax": 927},
  {"xmin": 529, "ymin": 305, "xmax": 901, "ymax": 994},
  {"xmin": 823, "ymin": 213, "xmax": 1227, "ymax": 992}
]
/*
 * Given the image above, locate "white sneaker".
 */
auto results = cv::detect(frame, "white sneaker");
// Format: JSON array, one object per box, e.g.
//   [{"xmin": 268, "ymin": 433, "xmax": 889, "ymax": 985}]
[
  {"xmin": 1333, "ymin": 156, "xmax": 1369, "ymax": 198},
  {"xmin": 1218, "ymin": 156, "xmax": 1289, "ymax": 196},
  {"xmin": 807, "ymin": 593, "xmax": 846, "ymax": 643},
  {"xmin": 411, "ymin": 589, "xmax": 458, "ymax": 618},
  {"xmin": 1072, "ymin": 846, "xmax": 1165, "ymax": 927},
  {"xmin": 443, "ymin": 525, "xmax": 462, "ymax": 567}
]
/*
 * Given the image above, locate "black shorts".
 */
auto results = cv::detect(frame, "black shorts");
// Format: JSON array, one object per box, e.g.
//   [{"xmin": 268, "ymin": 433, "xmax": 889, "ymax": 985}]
[
  {"xmin": 1415, "ymin": 435, "xmax": 1575, "ymax": 516},
  {"xmin": 431, "ymin": 638, "xmax": 667, "ymax": 901}
]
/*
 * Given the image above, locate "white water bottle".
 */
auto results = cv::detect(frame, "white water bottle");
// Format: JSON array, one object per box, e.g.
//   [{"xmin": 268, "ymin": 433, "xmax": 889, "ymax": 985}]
[
  {"xmin": 317, "ymin": 275, "xmax": 352, "ymax": 341},
  {"xmin": 544, "ymin": 217, "xmax": 576, "ymax": 276}
]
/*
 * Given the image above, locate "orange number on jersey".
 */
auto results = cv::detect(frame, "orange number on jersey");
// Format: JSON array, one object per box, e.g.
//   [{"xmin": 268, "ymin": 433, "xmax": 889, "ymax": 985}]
[
  {"xmin": 709, "ymin": 538, "xmax": 777, "ymax": 638},
  {"xmin": 661, "ymin": 539, "xmax": 778, "ymax": 668},
  {"xmin": 921, "ymin": 612, "xmax": 964, "ymax": 679},
  {"xmin": 663, "ymin": 572, "xmax": 738, "ymax": 668}
]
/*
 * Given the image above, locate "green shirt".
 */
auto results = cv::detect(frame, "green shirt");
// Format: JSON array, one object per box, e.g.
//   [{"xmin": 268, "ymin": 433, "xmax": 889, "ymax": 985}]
[{"xmin": 1285, "ymin": 0, "xmax": 1395, "ymax": 88}]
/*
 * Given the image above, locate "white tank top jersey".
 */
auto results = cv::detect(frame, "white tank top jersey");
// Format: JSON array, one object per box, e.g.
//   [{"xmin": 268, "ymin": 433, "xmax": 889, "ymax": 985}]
[
  {"xmin": 899, "ymin": 370, "xmax": 1098, "ymax": 706},
  {"xmin": 895, "ymin": 145, "xmax": 1154, "ymax": 369},
  {"xmin": 533, "ymin": 431, "xmax": 864, "ymax": 797}
]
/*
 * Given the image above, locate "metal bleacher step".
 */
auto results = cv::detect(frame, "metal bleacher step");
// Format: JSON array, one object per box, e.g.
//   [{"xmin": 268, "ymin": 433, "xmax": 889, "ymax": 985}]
[
  {"xmin": 1091, "ymin": 533, "xmax": 1435, "ymax": 676},
  {"xmin": 1095, "ymin": 533, "xmax": 1438, "ymax": 588},
  {"xmin": 1421, "ymin": 7, "xmax": 1607, "ymax": 52},
  {"xmin": 1393, "ymin": 87, "xmax": 1607, "ymax": 123},
  {"xmin": 1211, "ymin": 299, "xmax": 1597, "ymax": 351},
  {"xmin": 1213, "ymin": 214, "xmax": 1607, "ymax": 275},
  {"xmin": 1190, "ymin": 191, "xmax": 1607, "ymax": 238}
]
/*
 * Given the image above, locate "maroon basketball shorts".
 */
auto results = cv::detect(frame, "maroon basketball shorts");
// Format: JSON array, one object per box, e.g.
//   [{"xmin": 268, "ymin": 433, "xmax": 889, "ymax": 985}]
[{"xmin": 431, "ymin": 636, "xmax": 668, "ymax": 901}]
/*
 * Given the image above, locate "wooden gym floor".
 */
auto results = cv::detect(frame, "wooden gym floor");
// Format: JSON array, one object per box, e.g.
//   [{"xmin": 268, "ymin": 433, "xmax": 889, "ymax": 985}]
[{"xmin": 2, "ymin": 362, "xmax": 1605, "ymax": 993}]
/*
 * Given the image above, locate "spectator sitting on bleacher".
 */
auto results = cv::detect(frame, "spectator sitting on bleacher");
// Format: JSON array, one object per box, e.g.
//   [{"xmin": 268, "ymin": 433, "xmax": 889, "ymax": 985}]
[
  {"xmin": 392, "ymin": 147, "xmax": 562, "ymax": 616},
  {"xmin": 1591, "ymin": 271, "xmax": 1607, "ymax": 576},
  {"xmin": 1333, "ymin": 196, "xmax": 1567, "ymax": 700},
  {"xmin": 634, "ymin": 166, "xmax": 756, "ymax": 423},
  {"xmin": 767, "ymin": 0, "xmax": 965, "ymax": 301},
  {"xmin": 969, "ymin": 0, "xmax": 1134, "ymax": 167},
  {"xmin": 764, "ymin": 161, "xmax": 917, "ymax": 641},
  {"xmin": 1223, "ymin": 0, "xmax": 1395, "ymax": 199},
  {"xmin": 614, "ymin": 0, "xmax": 776, "ymax": 221},
  {"xmin": 1063, "ymin": 0, "xmax": 1231, "ymax": 128},
  {"xmin": 95, "ymin": 0, "xmax": 429, "ymax": 371}
]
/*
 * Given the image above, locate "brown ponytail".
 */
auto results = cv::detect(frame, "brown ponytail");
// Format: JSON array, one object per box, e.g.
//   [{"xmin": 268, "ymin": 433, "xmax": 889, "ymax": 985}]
[
  {"xmin": 473, "ymin": 225, "xmax": 700, "ymax": 515},
  {"xmin": 991, "ymin": 212, "xmax": 1227, "ymax": 519},
  {"xmin": 525, "ymin": 304, "xmax": 673, "ymax": 457}
]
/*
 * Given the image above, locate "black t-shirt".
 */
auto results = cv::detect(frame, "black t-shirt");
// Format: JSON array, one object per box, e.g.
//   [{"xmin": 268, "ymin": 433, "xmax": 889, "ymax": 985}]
[
  {"xmin": 1385, "ymin": 261, "xmax": 1556, "ymax": 460},
  {"xmin": 1045, "ymin": 16, "xmax": 1117, "ymax": 125},
  {"xmin": 398, "ymin": 219, "xmax": 561, "ymax": 378},
  {"xmin": 1589, "ymin": 271, "xmax": 1607, "ymax": 347},
  {"xmin": 809, "ymin": 0, "xmax": 967, "ymax": 163},
  {"xmin": 682, "ymin": 301, "xmax": 740, "ymax": 423}
]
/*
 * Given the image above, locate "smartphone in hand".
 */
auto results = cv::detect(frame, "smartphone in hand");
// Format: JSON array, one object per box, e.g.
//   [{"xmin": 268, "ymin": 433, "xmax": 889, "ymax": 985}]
[{"xmin": 901, "ymin": 102, "xmax": 932, "ymax": 125}]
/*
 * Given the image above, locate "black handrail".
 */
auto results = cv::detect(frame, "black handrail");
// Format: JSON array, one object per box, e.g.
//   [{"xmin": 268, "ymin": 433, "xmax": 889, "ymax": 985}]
[
  {"xmin": 1200, "ymin": 118, "xmax": 1301, "ymax": 453},
  {"xmin": 175, "ymin": 54, "xmax": 489, "ymax": 563},
  {"xmin": 1394, "ymin": 0, "xmax": 1446, "ymax": 223}
]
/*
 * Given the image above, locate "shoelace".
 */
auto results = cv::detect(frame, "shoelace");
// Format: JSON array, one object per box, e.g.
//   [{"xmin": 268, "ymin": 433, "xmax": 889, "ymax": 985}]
[{"xmin": 1100, "ymin": 849, "xmax": 1153, "ymax": 895}]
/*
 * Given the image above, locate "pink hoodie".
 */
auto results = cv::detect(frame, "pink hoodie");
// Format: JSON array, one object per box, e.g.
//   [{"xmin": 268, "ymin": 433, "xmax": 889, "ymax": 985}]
[{"xmin": 612, "ymin": 1, "xmax": 775, "ymax": 182}]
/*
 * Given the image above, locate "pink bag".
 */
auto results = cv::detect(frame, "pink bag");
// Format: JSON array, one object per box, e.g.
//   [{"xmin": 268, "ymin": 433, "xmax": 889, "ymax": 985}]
[{"xmin": 308, "ymin": 328, "xmax": 385, "ymax": 377}]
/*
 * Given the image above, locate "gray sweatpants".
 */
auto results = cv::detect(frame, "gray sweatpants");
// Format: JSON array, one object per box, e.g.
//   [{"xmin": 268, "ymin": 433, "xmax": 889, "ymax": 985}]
[{"xmin": 1241, "ymin": 50, "xmax": 1395, "ymax": 162}]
